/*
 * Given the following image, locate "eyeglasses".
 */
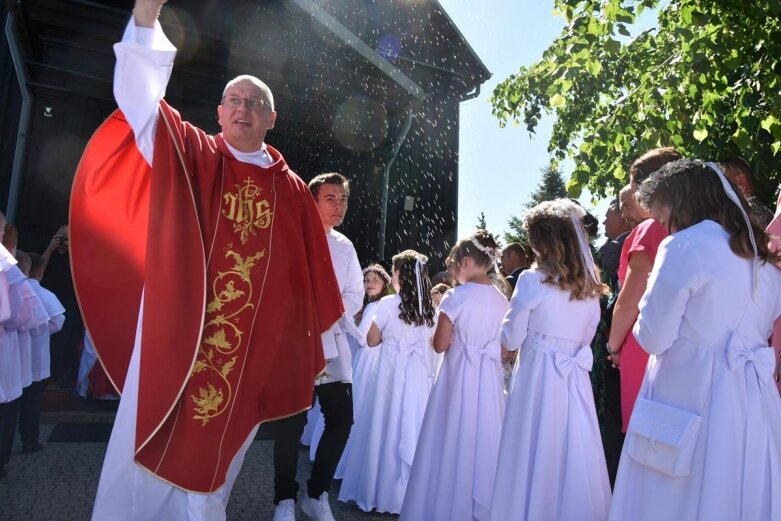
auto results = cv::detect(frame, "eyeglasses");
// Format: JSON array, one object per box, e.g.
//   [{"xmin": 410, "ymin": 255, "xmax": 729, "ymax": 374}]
[{"xmin": 221, "ymin": 96, "xmax": 272, "ymax": 111}]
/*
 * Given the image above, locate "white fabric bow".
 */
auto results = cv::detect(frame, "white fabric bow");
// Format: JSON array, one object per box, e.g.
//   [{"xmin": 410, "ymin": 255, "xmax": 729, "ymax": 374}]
[
  {"xmin": 726, "ymin": 343, "xmax": 775, "ymax": 386},
  {"xmin": 461, "ymin": 340, "xmax": 502, "ymax": 364},
  {"xmin": 400, "ymin": 339, "xmax": 428, "ymax": 358},
  {"xmin": 553, "ymin": 345, "xmax": 593, "ymax": 377}
]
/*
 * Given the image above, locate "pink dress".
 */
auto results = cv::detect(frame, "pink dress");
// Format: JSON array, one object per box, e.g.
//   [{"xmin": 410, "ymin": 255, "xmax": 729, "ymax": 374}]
[
  {"xmin": 766, "ymin": 192, "xmax": 781, "ymax": 396},
  {"xmin": 616, "ymin": 218, "xmax": 667, "ymax": 431}
]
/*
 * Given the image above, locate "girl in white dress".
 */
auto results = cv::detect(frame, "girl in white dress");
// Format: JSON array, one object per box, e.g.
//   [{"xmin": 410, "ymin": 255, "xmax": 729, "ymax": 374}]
[
  {"xmin": 338, "ymin": 250, "xmax": 437, "ymax": 514},
  {"xmin": 490, "ymin": 199, "xmax": 612, "ymax": 521},
  {"xmin": 348, "ymin": 265, "xmax": 392, "ymax": 421},
  {"xmin": 609, "ymin": 159, "xmax": 781, "ymax": 520},
  {"xmin": 309, "ymin": 264, "xmax": 392, "ymax": 467},
  {"xmin": 401, "ymin": 230, "xmax": 509, "ymax": 521}
]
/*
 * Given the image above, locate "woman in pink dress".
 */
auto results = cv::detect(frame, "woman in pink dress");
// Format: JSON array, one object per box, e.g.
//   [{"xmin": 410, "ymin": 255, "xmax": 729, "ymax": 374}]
[{"xmin": 606, "ymin": 148, "xmax": 680, "ymax": 431}]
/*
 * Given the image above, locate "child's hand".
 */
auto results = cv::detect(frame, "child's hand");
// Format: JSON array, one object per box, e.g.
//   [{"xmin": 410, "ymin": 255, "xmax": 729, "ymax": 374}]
[
  {"xmin": 501, "ymin": 346, "xmax": 517, "ymax": 364},
  {"xmin": 608, "ymin": 352, "xmax": 621, "ymax": 369}
]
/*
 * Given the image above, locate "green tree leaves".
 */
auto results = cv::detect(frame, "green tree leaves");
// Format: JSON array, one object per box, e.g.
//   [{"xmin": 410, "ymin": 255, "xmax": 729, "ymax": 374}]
[
  {"xmin": 491, "ymin": 0, "xmax": 781, "ymax": 203},
  {"xmin": 693, "ymin": 128, "xmax": 708, "ymax": 142}
]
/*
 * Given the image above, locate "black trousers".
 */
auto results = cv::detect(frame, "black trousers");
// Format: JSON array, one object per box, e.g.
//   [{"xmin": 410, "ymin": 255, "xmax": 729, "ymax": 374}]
[
  {"xmin": 18, "ymin": 381, "xmax": 45, "ymax": 448},
  {"xmin": 271, "ymin": 382, "xmax": 353, "ymax": 504},
  {"xmin": 0, "ymin": 398, "xmax": 21, "ymax": 465},
  {"xmin": 601, "ymin": 365, "xmax": 624, "ymax": 487}
]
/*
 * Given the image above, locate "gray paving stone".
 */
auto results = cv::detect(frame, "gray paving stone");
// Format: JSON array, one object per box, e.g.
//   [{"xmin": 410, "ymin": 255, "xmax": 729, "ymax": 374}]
[{"xmin": 0, "ymin": 424, "xmax": 399, "ymax": 521}]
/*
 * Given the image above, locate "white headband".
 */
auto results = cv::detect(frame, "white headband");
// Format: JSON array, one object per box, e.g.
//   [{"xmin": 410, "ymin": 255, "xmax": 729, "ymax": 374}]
[
  {"xmin": 363, "ymin": 265, "xmax": 390, "ymax": 286},
  {"xmin": 705, "ymin": 161, "xmax": 758, "ymax": 298},
  {"xmin": 470, "ymin": 237, "xmax": 496, "ymax": 261},
  {"xmin": 414, "ymin": 257, "xmax": 426, "ymax": 316},
  {"xmin": 569, "ymin": 214, "xmax": 600, "ymax": 286}
]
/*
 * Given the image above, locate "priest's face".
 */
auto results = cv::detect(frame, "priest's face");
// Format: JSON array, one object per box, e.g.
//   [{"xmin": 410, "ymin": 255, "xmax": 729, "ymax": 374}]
[{"xmin": 217, "ymin": 79, "xmax": 277, "ymax": 153}]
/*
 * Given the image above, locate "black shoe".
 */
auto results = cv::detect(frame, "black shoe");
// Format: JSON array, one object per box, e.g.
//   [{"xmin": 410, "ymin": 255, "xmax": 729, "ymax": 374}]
[{"xmin": 22, "ymin": 443, "xmax": 43, "ymax": 454}]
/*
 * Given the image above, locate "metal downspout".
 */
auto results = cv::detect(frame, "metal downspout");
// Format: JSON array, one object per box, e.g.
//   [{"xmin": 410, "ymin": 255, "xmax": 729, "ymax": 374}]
[
  {"xmin": 5, "ymin": 14, "xmax": 33, "ymax": 224},
  {"xmin": 378, "ymin": 108, "xmax": 415, "ymax": 261}
]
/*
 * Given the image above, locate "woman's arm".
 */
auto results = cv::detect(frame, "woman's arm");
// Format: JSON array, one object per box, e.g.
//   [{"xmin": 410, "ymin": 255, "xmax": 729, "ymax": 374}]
[
  {"xmin": 607, "ymin": 250, "xmax": 652, "ymax": 368},
  {"xmin": 432, "ymin": 314, "xmax": 453, "ymax": 353},
  {"xmin": 41, "ymin": 231, "xmax": 63, "ymax": 276}
]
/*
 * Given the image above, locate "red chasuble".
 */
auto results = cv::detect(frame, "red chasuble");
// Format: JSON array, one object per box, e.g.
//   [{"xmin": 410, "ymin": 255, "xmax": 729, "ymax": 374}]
[{"xmin": 70, "ymin": 101, "xmax": 343, "ymax": 492}]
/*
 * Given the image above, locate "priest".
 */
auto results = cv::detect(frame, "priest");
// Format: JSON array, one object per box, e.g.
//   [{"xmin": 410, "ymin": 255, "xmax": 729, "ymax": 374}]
[{"xmin": 70, "ymin": 1, "xmax": 343, "ymax": 519}]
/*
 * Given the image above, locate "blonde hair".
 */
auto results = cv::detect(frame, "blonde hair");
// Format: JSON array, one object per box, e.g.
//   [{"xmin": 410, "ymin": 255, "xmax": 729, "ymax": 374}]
[{"xmin": 524, "ymin": 199, "xmax": 608, "ymax": 300}]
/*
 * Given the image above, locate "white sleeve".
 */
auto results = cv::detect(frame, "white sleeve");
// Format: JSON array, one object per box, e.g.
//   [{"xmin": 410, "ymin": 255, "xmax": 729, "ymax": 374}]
[
  {"xmin": 7, "ymin": 284, "xmax": 31, "ymax": 331},
  {"xmin": 500, "ymin": 271, "xmax": 542, "ymax": 351},
  {"xmin": 320, "ymin": 323, "xmax": 339, "ymax": 360},
  {"xmin": 633, "ymin": 238, "xmax": 701, "ymax": 355},
  {"xmin": 0, "ymin": 275, "xmax": 11, "ymax": 324},
  {"xmin": 29, "ymin": 293, "xmax": 50, "ymax": 332},
  {"xmin": 113, "ymin": 19, "xmax": 177, "ymax": 166},
  {"xmin": 357, "ymin": 301, "xmax": 378, "ymax": 337},
  {"xmin": 341, "ymin": 247, "xmax": 365, "ymax": 318},
  {"xmin": 437, "ymin": 289, "xmax": 459, "ymax": 323},
  {"xmin": 371, "ymin": 297, "xmax": 391, "ymax": 332},
  {"xmin": 49, "ymin": 313, "xmax": 66, "ymax": 335}
]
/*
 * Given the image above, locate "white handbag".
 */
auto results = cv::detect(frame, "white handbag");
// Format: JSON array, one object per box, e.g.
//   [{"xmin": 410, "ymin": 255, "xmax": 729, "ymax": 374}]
[
  {"xmin": 625, "ymin": 397, "xmax": 703, "ymax": 477},
  {"xmin": 626, "ymin": 295, "xmax": 753, "ymax": 477}
]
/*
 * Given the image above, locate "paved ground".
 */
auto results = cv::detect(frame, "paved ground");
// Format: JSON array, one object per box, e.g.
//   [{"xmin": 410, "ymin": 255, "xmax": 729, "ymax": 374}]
[{"xmin": 0, "ymin": 418, "xmax": 399, "ymax": 521}]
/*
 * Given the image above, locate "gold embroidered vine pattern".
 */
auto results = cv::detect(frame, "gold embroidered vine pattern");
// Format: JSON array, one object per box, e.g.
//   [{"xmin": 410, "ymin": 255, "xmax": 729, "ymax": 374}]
[{"xmin": 190, "ymin": 248, "xmax": 265, "ymax": 425}]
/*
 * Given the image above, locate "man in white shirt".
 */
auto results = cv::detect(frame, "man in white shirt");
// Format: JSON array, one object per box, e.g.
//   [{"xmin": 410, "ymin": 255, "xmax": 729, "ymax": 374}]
[{"xmin": 270, "ymin": 173, "xmax": 364, "ymax": 521}]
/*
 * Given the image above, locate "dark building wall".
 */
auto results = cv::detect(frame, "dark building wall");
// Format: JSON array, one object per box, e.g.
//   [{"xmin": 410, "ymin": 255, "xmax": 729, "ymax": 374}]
[
  {"xmin": 264, "ymin": 96, "xmax": 460, "ymax": 270},
  {"xmin": 264, "ymin": 116, "xmax": 459, "ymax": 269},
  {"xmin": 16, "ymin": 91, "xmax": 115, "ymax": 253},
  {"xmin": 2, "ymin": 1, "xmax": 479, "ymax": 271},
  {"xmin": 0, "ymin": 3, "xmax": 23, "ymax": 215},
  {"xmin": 4, "ymin": 80, "xmax": 460, "ymax": 266},
  {"xmin": 381, "ymin": 98, "xmax": 459, "ymax": 270}
]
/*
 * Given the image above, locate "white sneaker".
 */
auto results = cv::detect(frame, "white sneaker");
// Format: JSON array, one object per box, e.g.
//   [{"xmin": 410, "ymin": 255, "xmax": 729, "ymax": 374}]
[
  {"xmin": 273, "ymin": 499, "xmax": 296, "ymax": 521},
  {"xmin": 300, "ymin": 492, "xmax": 335, "ymax": 521}
]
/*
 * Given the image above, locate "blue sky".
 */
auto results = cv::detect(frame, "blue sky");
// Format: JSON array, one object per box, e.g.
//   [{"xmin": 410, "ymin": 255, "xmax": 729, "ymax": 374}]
[{"xmin": 438, "ymin": 0, "xmax": 568, "ymax": 240}]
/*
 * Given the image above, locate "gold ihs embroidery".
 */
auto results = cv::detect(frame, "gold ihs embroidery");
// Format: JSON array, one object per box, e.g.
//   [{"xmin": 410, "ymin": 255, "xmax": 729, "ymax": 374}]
[
  {"xmin": 190, "ymin": 249, "xmax": 265, "ymax": 426},
  {"xmin": 223, "ymin": 178, "xmax": 273, "ymax": 244}
]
